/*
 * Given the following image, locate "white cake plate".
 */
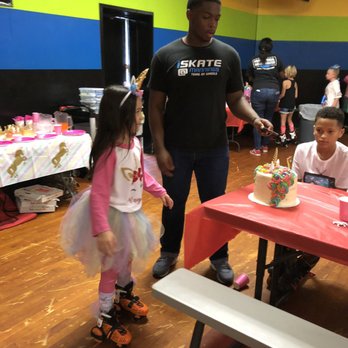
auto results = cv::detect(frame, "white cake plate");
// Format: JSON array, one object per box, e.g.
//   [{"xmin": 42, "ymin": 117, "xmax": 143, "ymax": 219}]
[{"xmin": 248, "ymin": 193, "xmax": 300, "ymax": 208}]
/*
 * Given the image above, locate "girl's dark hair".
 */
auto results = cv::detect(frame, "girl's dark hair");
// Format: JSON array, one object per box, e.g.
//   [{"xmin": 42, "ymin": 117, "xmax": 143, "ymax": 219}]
[
  {"xmin": 315, "ymin": 107, "xmax": 345, "ymax": 128},
  {"xmin": 258, "ymin": 37, "xmax": 273, "ymax": 64},
  {"xmin": 187, "ymin": 0, "xmax": 221, "ymax": 9},
  {"xmin": 89, "ymin": 85, "xmax": 136, "ymax": 175}
]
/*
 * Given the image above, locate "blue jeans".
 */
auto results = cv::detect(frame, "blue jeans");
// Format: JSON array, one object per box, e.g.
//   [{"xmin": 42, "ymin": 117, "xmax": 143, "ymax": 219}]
[
  {"xmin": 161, "ymin": 146, "xmax": 229, "ymax": 261},
  {"xmin": 251, "ymin": 88, "xmax": 279, "ymax": 149}
]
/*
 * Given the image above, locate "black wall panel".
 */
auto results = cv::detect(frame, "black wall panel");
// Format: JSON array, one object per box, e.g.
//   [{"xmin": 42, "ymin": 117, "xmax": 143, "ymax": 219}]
[{"xmin": 0, "ymin": 70, "xmax": 103, "ymax": 126}]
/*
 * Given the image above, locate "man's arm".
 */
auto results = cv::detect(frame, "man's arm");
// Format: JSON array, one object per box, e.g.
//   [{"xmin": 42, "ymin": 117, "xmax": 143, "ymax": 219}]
[
  {"xmin": 226, "ymin": 90, "xmax": 274, "ymax": 132},
  {"xmin": 148, "ymin": 89, "xmax": 166, "ymax": 153},
  {"xmin": 148, "ymin": 89, "xmax": 175, "ymax": 177}
]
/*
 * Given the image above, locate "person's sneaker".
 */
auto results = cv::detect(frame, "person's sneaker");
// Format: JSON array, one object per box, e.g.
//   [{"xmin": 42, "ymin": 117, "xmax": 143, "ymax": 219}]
[
  {"xmin": 249, "ymin": 149, "xmax": 261, "ymax": 156},
  {"xmin": 152, "ymin": 255, "xmax": 178, "ymax": 279},
  {"xmin": 261, "ymin": 146, "xmax": 269, "ymax": 153},
  {"xmin": 210, "ymin": 260, "xmax": 234, "ymax": 286}
]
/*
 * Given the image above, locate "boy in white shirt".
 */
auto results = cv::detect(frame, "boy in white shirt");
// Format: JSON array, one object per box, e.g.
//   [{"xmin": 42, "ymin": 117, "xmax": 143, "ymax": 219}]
[
  {"xmin": 293, "ymin": 106, "xmax": 348, "ymax": 190},
  {"xmin": 269, "ymin": 107, "xmax": 347, "ymax": 302}
]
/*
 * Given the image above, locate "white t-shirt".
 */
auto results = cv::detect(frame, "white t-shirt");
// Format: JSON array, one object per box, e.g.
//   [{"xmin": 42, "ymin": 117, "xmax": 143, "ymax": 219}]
[
  {"xmin": 325, "ymin": 79, "xmax": 342, "ymax": 107},
  {"xmin": 292, "ymin": 140, "xmax": 348, "ymax": 189}
]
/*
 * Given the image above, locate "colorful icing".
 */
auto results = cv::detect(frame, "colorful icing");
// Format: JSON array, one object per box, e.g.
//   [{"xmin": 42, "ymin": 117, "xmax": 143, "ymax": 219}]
[{"xmin": 255, "ymin": 164, "xmax": 296, "ymax": 207}]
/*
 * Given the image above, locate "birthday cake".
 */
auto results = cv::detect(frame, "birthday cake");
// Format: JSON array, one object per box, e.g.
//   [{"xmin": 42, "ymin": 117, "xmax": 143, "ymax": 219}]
[{"xmin": 250, "ymin": 162, "xmax": 298, "ymax": 208}]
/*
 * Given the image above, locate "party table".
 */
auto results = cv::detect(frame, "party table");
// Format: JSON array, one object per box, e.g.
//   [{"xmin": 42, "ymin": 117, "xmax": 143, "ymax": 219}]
[
  {"xmin": 0, "ymin": 133, "xmax": 92, "ymax": 187},
  {"xmin": 184, "ymin": 183, "xmax": 348, "ymax": 303}
]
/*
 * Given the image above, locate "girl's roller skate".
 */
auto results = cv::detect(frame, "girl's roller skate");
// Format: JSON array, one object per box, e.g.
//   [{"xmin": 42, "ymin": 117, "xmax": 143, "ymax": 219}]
[
  {"xmin": 275, "ymin": 133, "xmax": 288, "ymax": 147},
  {"xmin": 287, "ymin": 130, "xmax": 297, "ymax": 144},
  {"xmin": 90, "ymin": 307, "xmax": 132, "ymax": 347},
  {"xmin": 114, "ymin": 281, "xmax": 149, "ymax": 320}
]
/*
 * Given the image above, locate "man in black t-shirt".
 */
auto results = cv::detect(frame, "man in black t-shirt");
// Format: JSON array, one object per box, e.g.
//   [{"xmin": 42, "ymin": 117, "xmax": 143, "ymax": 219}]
[{"xmin": 148, "ymin": 0, "xmax": 273, "ymax": 285}]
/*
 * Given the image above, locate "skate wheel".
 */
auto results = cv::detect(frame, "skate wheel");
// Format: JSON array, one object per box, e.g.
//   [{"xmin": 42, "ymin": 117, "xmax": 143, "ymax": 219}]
[{"xmin": 90, "ymin": 326, "xmax": 106, "ymax": 342}]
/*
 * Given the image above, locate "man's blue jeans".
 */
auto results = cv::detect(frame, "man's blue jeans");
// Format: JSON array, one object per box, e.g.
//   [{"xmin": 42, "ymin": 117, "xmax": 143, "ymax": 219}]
[
  {"xmin": 251, "ymin": 88, "xmax": 279, "ymax": 149},
  {"xmin": 161, "ymin": 145, "xmax": 229, "ymax": 261}
]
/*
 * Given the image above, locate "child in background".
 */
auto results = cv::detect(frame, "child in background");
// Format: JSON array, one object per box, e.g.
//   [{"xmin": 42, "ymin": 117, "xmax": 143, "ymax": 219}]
[
  {"xmin": 60, "ymin": 77, "xmax": 173, "ymax": 346},
  {"xmin": 342, "ymin": 74, "xmax": 348, "ymax": 116},
  {"xmin": 322, "ymin": 64, "xmax": 342, "ymax": 108},
  {"xmin": 278, "ymin": 65, "xmax": 298, "ymax": 145},
  {"xmin": 269, "ymin": 107, "xmax": 347, "ymax": 300}
]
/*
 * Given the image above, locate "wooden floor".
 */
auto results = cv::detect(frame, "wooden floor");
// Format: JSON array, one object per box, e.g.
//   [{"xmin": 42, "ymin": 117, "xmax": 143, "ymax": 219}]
[{"xmin": 1, "ymin": 132, "xmax": 348, "ymax": 348}]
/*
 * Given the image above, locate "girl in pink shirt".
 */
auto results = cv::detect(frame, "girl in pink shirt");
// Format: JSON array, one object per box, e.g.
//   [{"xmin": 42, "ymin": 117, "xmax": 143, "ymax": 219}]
[{"xmin": 61, "ymin": 77, "xmax": 173, "ymax": 346}]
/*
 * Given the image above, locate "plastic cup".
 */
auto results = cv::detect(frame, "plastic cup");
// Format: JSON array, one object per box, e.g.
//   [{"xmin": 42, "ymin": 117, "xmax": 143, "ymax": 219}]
[
  {"xmin": 54, "ymin": 124, "xmax": 62, "ymax": 135},
  {"xmin": 32, "ymin": 112, "xmax": 40, "ymax": 123},
  {"xmin": 233, "ymin": 273, "xmax": 250, "ymax": 290},
  {"xmin": 339, "ymin": 196, "xmax": 348, "ymax": 222},
  {"xmin": 54, "ymin": 113, "xmax": 68, "ymax": 132}
]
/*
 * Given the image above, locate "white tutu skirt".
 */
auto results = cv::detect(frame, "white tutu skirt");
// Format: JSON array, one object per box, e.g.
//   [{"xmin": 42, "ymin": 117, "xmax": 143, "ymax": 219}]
[{"xmin": 60, "ymin": 189, "xmax": 157, "ymax": 277}]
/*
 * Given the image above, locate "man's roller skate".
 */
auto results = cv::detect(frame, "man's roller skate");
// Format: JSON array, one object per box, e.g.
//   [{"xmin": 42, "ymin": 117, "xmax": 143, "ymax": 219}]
[
  {"xmin": 114, "ymin": 281, "xmax": 149, "ymax": 320},
  {"xmin": 90, "ymin": 307, "xmax": 132, "ymax": 347}
]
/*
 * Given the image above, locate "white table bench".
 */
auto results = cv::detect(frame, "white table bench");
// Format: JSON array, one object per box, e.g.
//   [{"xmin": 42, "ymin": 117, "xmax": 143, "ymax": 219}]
[{"xmin": 152, "ymin": 268, "xmax": 348, "ymax": 348}]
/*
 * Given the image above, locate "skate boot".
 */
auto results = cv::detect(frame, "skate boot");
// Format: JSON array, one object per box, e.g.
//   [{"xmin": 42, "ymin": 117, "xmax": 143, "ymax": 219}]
[
  {"xmin": 276, "ymin": 133, "xmax": 287, "ymax": 147},
  {"xmin": 90, "ymin": 307, "xmax": 132, "ymax": 347},
  {"xmin": 288, "ymin": 131, "xmax": 297, "ymax": 144},
  {"xmin": 115, "ymin": 281, "xmax": 149, "ymax": 320}
]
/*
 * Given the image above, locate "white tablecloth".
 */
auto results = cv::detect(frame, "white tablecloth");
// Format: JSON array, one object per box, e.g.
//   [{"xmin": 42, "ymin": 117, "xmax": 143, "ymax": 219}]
[{"xmin": 0, "ymin": 134, "xmax": 92, "ymax": 187}]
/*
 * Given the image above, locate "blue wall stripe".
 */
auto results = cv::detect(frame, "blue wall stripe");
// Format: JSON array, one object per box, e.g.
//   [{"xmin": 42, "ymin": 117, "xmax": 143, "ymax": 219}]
[
  {"xmin": 0, "ymin": 8, "xmax": 101, "ymax": 70},
  {"xmin": 272, "ymin": 41, "xmax": 347, "ymax": 70}
]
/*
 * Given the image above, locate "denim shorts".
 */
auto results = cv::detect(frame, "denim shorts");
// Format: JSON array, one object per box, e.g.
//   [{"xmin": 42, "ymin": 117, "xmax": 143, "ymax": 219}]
[{"xmin": 279, "ymin": 107, "xmax": 295, "ymax": 114}]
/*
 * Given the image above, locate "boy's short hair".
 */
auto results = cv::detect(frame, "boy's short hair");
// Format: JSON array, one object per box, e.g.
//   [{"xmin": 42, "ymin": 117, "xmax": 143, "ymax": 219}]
[
  {"xmin": 328, "ymin": 64, "xmax": 340, "ymax": 78},
  {"xmin": 315, "ymin": 107, "xmax": 345, "ymax": 128},
  {"xmin": 284, "ymin": 65, "xmax": 297, "ymax": 79},
  {"xmin": 187, "ymin": 0, "xmax": 221, "ymax": 9}
]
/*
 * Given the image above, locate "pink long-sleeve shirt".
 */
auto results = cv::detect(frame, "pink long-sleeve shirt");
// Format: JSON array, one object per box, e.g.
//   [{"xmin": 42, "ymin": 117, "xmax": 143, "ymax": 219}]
[{"xmin": 90, "ymin": 137, "xmax": 166, "ymax": 236}]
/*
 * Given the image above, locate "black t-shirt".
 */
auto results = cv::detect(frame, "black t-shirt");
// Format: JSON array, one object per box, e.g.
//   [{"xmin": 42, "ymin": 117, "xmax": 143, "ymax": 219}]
[
  {"xmin": 148, "ymin": 38, "xmax": 243, "ymax": 150},
  {"xmin": 247, "ymin": 53, "xmax": 284, "ymax": 90}
]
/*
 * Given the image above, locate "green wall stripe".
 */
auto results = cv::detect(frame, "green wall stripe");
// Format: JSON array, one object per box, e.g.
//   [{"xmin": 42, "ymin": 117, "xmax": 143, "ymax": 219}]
[
  {"xmin": 219, "ymin": 7, "xmax": 257, "ymax": 40},
  {"xmin": 8, "ymin": 0, "xmax": 256, "ymax": 40},
  {"xmin": 257, "ymin": 15, "xmax": 348, "ymax": 42}
]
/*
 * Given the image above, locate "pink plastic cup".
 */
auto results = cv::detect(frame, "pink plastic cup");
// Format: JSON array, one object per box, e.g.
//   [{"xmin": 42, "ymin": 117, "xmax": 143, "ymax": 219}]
[
  {"xmin": 233, "ymin": 273, "xmax": 250, "ymax": 290},
  {"xmin": 32, "ymin": 112, "xmax": 40, "ymax": 123},
  {"xmin": 54, "ymin": 124, "xmax": 62, "ymax": 135},
  {"xmin": 339, "ymin": 196, "xmax": 348, "ymax": 222}
]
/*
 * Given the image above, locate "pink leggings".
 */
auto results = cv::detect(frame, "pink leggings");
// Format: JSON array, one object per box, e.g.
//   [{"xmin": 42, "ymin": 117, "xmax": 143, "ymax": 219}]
[{"xmin": 99, "ymin": 262, "xmax": 132, "ymax": 293}]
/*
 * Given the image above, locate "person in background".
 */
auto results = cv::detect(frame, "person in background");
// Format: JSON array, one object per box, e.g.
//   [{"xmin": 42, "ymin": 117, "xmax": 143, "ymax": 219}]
[
  {"xmin": 341, "ymin": 74, "xmax": 348, "ymax": 126},
  {"xmin": 269, "ymin": 107, "xmax": 347, "ymax": 300},
  {"xmin": 60, "ymin": 82, "xmax": 173, "ymax": 347},
  {"xmin": 148, "ymin": 0, "xmax": 272, "ymax": 286},
  {"xmin": 278, "ymin": 65, "xmax": 298, "ymax": 146},
  {"xmin": 322, "ymin": 64, "xmax": 342, "ymax": 108},
  {"xmin": 248, "ymin": 37, "xmax": 284, "ymax": 156}
]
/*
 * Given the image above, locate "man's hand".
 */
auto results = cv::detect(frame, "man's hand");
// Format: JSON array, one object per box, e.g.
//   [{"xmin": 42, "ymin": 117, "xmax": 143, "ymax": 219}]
[
  {"xmin": 253, "ymin": 118, "xmax": 276, "ymax": 136},
  {"xmin": 156, "ymin": 148, "xmax": 175, "ymax": 177}
]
